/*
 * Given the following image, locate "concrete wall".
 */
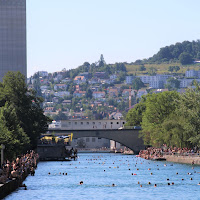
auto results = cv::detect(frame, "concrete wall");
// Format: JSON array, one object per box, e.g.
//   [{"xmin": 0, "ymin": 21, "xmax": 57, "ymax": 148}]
[
  {"xmin": 0, "ymin": 171, "xmax": 28, "ymax": 199},
  {"xmin": 165, "ymin": 155, "xmax": 200, "ymax": 165}
]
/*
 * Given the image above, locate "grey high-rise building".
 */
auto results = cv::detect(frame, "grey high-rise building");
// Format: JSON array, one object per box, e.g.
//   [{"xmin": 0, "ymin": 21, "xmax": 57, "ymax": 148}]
[{"xmin": 0, "ymin": 0, "xmax": 27, "ymax": 81}]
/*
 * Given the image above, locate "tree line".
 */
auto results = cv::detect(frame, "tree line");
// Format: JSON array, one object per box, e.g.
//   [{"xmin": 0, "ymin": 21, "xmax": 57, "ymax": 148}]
[
  {"xmin": 126, "ymin": 83, "xmax": 200, "ymax": 148},
  {"xmin": 134, "ymin": 40, "xmax": 200, "ymax": 65},
  {"xmin": 0, "ymin": 72, "xmax": 51, "ymax": 160}
]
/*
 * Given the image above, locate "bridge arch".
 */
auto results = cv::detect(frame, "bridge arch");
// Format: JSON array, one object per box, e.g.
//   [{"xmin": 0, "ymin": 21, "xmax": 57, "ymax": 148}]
[{"xmin": 47, "ymin": 129, "xmax": 145, "ymax": 154}]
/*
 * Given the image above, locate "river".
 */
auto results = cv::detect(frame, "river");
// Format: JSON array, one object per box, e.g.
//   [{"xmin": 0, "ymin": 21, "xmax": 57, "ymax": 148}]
[{"xmin": 4, "ymin": 153, "xmax": 200, "ymax": 200}]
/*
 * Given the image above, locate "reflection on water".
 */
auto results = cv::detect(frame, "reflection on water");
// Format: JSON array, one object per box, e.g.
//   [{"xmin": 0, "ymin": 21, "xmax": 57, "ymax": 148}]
[{"xmin": 5, "ymin": 153, "xmax": 200, "ymax": 200}]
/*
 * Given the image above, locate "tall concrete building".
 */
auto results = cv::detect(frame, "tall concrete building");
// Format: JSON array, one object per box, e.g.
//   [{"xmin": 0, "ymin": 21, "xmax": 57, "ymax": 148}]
[{"xmin": 0, "ymin": 0, "xmax": 27, "ymax": 81}]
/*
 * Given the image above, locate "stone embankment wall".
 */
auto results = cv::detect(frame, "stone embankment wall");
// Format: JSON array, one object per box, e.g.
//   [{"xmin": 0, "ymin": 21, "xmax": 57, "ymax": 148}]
[
  {"xmin": 165, "ymin": 155, "xmax": 200, "ymax": 165},
  {"xmin": 0, "ymin": 171, "xmax": 28, "ymax": 199}
]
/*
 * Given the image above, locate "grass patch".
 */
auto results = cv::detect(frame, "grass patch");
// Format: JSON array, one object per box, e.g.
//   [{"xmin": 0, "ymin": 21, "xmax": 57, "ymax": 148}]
[{"xmin": 126, "ymin": 63, "xmax": 200, "ymax": 76}]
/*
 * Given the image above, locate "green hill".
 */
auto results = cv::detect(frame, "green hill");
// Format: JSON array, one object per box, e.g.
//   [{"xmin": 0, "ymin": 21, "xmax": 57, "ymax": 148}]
[
  {"xmin": 133, "ymin": 40, "xmax": 200, "ymax": 65},
  {"xmin": 126, "ymin": 63, "xmax": 200, "ymax": 76}
]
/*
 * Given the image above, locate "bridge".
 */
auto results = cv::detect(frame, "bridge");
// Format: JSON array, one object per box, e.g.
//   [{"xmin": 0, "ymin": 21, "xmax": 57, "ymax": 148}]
[{"xmin": 47, "ymin": 129, "xmax": 145, "ymax": 154}]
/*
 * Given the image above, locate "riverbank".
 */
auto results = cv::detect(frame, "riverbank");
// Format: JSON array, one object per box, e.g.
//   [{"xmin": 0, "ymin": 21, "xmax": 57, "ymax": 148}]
[
  {"xmin": 139, "ymin": 146, "xmax": 200, "ymax": 165},
  {"xmin": 164, "ymin": 155, "xmax": 200, "ymax": 165},
  {"xmin": 0, "ymin": 171, "xmax": 29, "ymax": 199},
  {"xmin": 0, "ymin": 150, "xmax": 39, "ymax": 199}
]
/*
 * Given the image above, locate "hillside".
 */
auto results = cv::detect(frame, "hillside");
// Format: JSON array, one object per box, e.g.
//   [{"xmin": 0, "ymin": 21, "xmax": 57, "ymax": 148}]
[
  {"xmin": 126, "ymin": 63, "xmax": 200, "ymax": 76},
  {"xmin": 132, "ymin": 40, "xmax": 200, "ymax": 65}
]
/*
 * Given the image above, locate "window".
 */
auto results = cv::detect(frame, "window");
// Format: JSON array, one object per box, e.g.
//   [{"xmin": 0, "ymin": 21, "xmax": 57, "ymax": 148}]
[
  {"xmin": 99, "ymin": 122, "xmax": 101, "ymax": 125},
  {"xmin": 93, "ymin": 122, "xmax": 95, "ymax": 124},
  {"xmin": 68, "ymin": 122, "xmax": 71, "ymax": 125},
  {"xmin": 117, "ymin": 122, "xmax": 119, "ymax": 124},
  {"xmin": 92, "ymin": 138, "xmax": 96, "ymax": 142},
  {"xmin": 75, "ymin": 122, "xmax": 77, "ymax": 125},
  {"xmin": 111, "ymin": 122, "xmax": 113, "ymax": 124},
  {"xmin": 81, "ymin": 122, "xmax": 83, "ymax": 125},
  {"xmin": 86, "ymin": 138, "xmax": 90, "ymax": 142},
  {"xmin": 123, "ymin": 122, "xmax": 125, "ymax": 124},
  {"xmin": 87, "ymin": 122, "xmax": 89, "ymax": 125}
]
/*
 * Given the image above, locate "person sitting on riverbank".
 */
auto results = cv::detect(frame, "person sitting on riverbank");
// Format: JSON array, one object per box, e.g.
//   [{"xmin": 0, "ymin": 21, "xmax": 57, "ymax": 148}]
[
  {"xmin": 1, "ymin": 150, "xmax": 39, "ymax": 183},
  {"xmin": 138, "ymin": 145, "xmax": 199, "ymax": 160}
]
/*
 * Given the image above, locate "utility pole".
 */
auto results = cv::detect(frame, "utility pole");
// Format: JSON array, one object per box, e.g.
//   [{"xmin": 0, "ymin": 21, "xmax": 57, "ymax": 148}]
[
  {"xmin": 129, "ymin": 86, "xmax": 131, "ymax": 109},
  {"xmin": 1, "ymin": 144, "xmax": 5, "ymax": 167}
]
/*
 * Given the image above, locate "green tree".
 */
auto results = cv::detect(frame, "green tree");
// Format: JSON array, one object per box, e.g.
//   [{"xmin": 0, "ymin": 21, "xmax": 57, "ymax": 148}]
[
  {"xmin": 179, "ymin": 52, "xmax": 193, "ymax": 65},
  {"xmin": 174, "ymin": 66, "xmax": 180, "ymax": 72},
  {"xmin": 98, "ymin": 54, "xmax": 106, "ymax": 67},
  {"xmin": 0, "ymin": 103, "xmax": 30, "ymax": 159},
  {"xmin": 148, "ymin": 67, "xmax": 157, "ymax": 75},
  {"xmin": 139, "ymin": 65, "xmax": 146, "ymax": 71},
  {"xmin": 141, "ymin": 91, "xmax": 179, "ymax": 146},
  {"xmin": 132, "ymin": 77, "xmax": 144, "ymax": 91},
  {"xmin": 165, "ymin": 77, "xmax": 180, "ymax": 89},
  {"xmin": 86, "ymin": 89, "xmax": 93, "ymax": 99},
  {"xmin": 168, "ymin": 66, "xmax": 174, "ymax": 73},
  {"xmin": 0, "ymin": 72, "xmax": 51, "ymax": 149},
  {"xmin": 126, "ymin": 98, "xmax": 146, "ymax": 126}
]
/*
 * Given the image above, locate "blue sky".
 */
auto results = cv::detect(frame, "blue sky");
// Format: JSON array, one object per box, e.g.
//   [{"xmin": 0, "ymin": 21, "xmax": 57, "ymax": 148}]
[{"xmin": 27, "ymin": 0, "xmax": 200, "ymax": 77}]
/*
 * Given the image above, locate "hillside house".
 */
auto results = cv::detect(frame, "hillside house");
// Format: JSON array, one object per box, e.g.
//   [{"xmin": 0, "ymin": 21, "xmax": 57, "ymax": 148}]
[
  {"xmin": 122, "ymin": 89, "xmax": 136, "ymax": 97},
  {"xmin": 94, "ymin": 72, "xmax": 107, "ymax": 79},
  {"xmin": 54, "ymin": 91, "xmax": 70, "ymax": 98},
  {"xmin": 92, "ymin": 91, "xmax": 105, "ymax": 99},
  {"xmin": 54, "ymin": 84, "xmax": 67, "ymax": 91},
  {"xmin": 74, "ymin": 76, "xmax": 86, "ymax": 84},
  {"xmin": 137, "ymin": 89, "xmax": 148, "ymax": 98},
  {"xmin": 73, "ymin": 91, "xmax": 86, "ymax": 98},
  {"xmin": 108, "ymin": 88, "xmax": 118, "ymax": 97}
]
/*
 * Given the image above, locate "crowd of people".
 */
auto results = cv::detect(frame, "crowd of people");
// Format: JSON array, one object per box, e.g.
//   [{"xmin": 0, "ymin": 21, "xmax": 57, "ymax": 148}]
[
  {"xmin": 139, "ymin": 145, "xmax": 200, "ymax": 160},
  {"xmin": 0, "ymin": 150, "xmax": 39, "ymax": 184}
]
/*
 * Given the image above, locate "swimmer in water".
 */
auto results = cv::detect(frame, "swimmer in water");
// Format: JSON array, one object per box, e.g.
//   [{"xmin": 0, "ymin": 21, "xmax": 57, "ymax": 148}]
[
  {"xmin": 112, "ymin": 183, "xmax": 116, "ymax": 187},
  {"xmin": 80, "ymin": 181, "xmax": 83, "ymax": 185},
  {"xmin": 154, "ymin": 184, "xmax": 157, "ymax": 187}
]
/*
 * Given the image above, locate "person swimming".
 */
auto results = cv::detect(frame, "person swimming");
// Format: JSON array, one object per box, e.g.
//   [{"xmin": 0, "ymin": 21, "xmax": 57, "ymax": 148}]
[{"xmin": 80, "ymin": 181, "xmax": 83, "ymax": 185}]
